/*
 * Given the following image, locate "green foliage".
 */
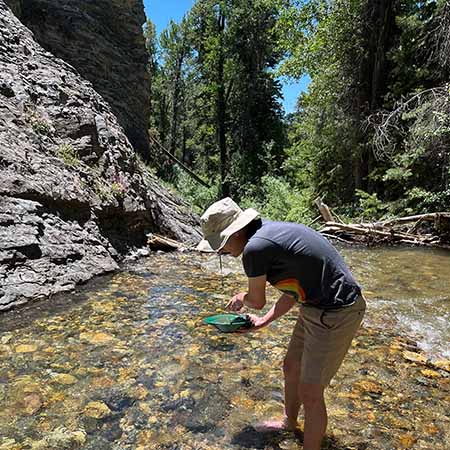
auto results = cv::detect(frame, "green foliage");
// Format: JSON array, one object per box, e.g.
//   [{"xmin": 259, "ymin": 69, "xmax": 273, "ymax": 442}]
[
  {"xmin": 151, "ymin": 0, "xmax": 286, "ymax": 200},
  {"xmin": 143, "ymin": 18, "xmax": 157, "ymax": 74},
  {"xmin": 240, "ymin": 175, "xmax": 314, "ymax": 224},
  {"xmin": 278, "ymin": 0, "xmax": 447, "ymax": 217},
  {"xmin": 147, "ymin": 0, "xmax": 448, "ymax": 219},
  {"xmin": 173, "ymin": 169, "xmax": 220, "ymax": 214},
  {"xmin": 405, "ymin": 187, "xmax": 450, "ymax": 212},
  {"xmin": 57, "ymin": 144, "xmax": 80, "ymax": 167},
  {"xmin": 32, "ymin": 118, "xmax": 51, "ymax": 135},
  {"xmin": 110, "ymin": 183, "xmax": 126, "ymax": 199},
  {"xmin": 355, "ymin": 189, "xmax": 386, "ymax": 220}
]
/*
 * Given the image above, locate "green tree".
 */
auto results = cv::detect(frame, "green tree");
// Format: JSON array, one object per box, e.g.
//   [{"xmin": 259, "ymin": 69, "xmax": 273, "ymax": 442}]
[
  {"xmin": 279, "ymin": 0, "xmax": 447, "ymax": 215},
  {"xmin": 188, "ymin": 0, "xmax": 286, "ymax": 198}
]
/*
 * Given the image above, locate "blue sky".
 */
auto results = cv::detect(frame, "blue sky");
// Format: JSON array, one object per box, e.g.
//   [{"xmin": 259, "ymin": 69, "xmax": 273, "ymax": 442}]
[{"xmin": 143, "ymin": 0, "xmax": 309, "ymax": 114}]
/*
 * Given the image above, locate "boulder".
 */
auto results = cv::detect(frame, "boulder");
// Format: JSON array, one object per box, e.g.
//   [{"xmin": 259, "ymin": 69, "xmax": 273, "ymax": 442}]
[{"xmin": 0, "ymin": 1, "xmax": 201, "ymax": 311}]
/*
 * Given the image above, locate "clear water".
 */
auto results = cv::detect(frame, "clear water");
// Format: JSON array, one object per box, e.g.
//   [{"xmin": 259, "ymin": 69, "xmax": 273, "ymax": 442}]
[{"xmin": 0, "ymin": 248, "xmax": 449, "ymax": 449}]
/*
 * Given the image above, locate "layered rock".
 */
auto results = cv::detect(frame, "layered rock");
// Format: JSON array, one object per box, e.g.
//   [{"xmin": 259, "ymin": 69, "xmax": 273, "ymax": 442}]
[
  {"xmin": 6, "ymin": 0, "xmax": 151, "ymax": 157},
  {"xmin": 0, "ymin": 1, "xmax": 201, "ymax": 311}
]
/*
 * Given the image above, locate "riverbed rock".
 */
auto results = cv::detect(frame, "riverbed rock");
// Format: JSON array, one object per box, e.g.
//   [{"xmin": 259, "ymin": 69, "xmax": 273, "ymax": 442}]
[
  {"xmin": 403, "ymin": 350, "xmax": 428, "ymax": 365},
  {"xmin": 22, "ymin": 393, "xmax": 43, "ymax": 415},
  {"xmin": 15, "ymin": 344, "xmax": 38, "ymax": 353},
  {"xmin": 51, "ymin": 373, "xmax": 78, "ymax": 385},
  {"xmin": 0, "ymin": 1, "xmax": 202, "ymax": 311},
  {"xmin": 29, "ymin": 427, "xmax": 86, "ymax": 450},
  {"xmin": 0, "ymin": 438, "xmax": 21, "ymax": 450},
  {"xmin": 79, "ymin": 332, "xmax": 114, "ymax": 345},
  {"xmin": 84, "ymin": 401, "xmax": 112, "ymax": 419}
]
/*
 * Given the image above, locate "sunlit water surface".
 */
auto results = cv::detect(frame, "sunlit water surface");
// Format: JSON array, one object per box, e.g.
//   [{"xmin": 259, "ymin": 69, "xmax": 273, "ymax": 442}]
[{"xmin": 0, "ymin": 246, "xmax": 449, "ymax": 449}]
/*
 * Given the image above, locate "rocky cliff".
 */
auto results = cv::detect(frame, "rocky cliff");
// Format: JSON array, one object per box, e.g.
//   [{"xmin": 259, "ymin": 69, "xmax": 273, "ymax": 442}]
[
  {"xmin": 5, "ymin": 0, "xmax": 151, "ymax": 157},
  {"xmin": 0, "ymin": 1, "xmax": 202, "ymax": 311}
]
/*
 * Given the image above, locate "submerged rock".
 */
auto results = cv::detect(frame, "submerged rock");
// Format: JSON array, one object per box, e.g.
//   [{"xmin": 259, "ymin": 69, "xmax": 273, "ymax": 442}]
[
  {"xmin": 79, "ymin": 332, "xmax": 114, "ymax": 345},
  {"xmin": 28, "ymin": 427, "xmax": 86, "ymax": 449},
  {"xmin": 84, "ymin": 401, "xmax": 111, "ymax": 419},
  {"xmin": 15, "ymin": 344, "xmax": 38, "ymax": 353},
  {"xmin": 50, "ymin": 373, "xmax": 78, "ymax": 385}
]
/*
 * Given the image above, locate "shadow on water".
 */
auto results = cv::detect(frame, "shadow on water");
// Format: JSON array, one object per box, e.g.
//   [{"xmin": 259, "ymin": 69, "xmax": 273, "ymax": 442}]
[
  {"xmin": 231, "ymin": 426, "xmax": 301, "ymax": 449},
  {"xmin": 231, "ymin": 426, "xmax": 367, "ymax": 450}
]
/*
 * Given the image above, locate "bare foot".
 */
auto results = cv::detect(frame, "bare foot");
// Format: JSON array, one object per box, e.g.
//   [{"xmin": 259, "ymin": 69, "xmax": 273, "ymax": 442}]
[{"xmin": 254, "ymin": 416, "xmax": 299, "ymax": 432}]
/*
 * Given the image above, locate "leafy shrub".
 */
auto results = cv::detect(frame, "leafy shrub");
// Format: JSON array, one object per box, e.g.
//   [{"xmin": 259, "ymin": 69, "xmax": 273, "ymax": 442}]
[
  {"xmin": 32, "ymin": 118, "xmax": 52, "ymax": 135},
  {"xmin": 173, "ymin": 169, "xmax": 220, "ymax": 214},
  {"xmin": 241, "ymin": 175, "xmax": 314, "ymax": 224},
  {"xmin": 405, "ymin": 187, "xmax": 450, "ymax": 212},
  {"xmin": 110, "ymin": 173, "xmax": 128, "ymax": 199},
  {"xmin": 355, "ymin": 189, "xmax": 386, "ymax": 220},
  {"xmin": 110, "ymin": 183, "xmax": 125, "ymax": 199},
  {"xmin": 57, "ymin": 144, "xmax": 80, "ymax": 167}
]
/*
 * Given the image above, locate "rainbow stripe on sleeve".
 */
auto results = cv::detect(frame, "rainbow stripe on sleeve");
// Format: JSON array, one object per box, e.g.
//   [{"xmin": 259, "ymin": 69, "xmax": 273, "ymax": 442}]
[{"xmin": 274, "ymin": 278, "xmax": 306, "ymax": 302}]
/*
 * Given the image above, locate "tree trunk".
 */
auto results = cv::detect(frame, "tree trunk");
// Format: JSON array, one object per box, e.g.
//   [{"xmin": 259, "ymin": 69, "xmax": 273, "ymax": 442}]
[
  {"xmin": 217, "ymin": 12, "xmax": 229, "ymax": 198},
  {"xmin": 169, "ymin": 54, "xmax": 183, "ymax": 157},
  {"xmin": 353, "ymin": 0, "xmax": 395, "ymax": 193}
]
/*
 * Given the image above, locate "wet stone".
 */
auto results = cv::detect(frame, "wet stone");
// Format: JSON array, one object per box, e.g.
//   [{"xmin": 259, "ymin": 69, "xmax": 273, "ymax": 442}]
[
  {"xmin": 84, "ymin": 401, "xmax": 112, "ymax": 419},
  {"xmin": 97, "ymin": 419, "xmax": 123, "ymax": 442},
  {"xmin": 98, "ymin": 388, "xmax": 137, "ymax": 412},
  {"xmin": 50, "ymin": 373, "xmax": 78, "ymax": 385}
]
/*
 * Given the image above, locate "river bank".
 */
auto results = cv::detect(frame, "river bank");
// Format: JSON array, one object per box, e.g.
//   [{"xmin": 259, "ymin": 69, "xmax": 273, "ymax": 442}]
[{"xmin": 0, "ymin": 251, "xmax": 449, "ymax": 449}]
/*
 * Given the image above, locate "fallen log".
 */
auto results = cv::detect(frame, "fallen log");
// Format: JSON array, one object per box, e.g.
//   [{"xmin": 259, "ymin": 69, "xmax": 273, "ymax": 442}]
[
  {"xmin": 147, "ymin": 233, "xmax": 185, "ymax": 251},
  {"xmin": 321, "ymin": 222, "xmax": 418, "ymax": 240},
  {"xmin": 319, "ymin": 218, "xmax": 450, "ymax": 249},
  {"xmin": 320, "ymin": 232, "xmax": 355, "ymax": 244},
  {"xmin": 378, "ymin": 212, "xmax": 450, "ymax": 227}
]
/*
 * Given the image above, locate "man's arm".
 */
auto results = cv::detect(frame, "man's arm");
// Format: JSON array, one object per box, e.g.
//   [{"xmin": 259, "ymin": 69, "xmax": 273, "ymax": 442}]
[
  {"xmin": 226, "ymin": 275, "xmax": 267, "ymax": 311},
  {"xmin": 254, "ymin": 293, "xmax": 297, "ymax": 328}
]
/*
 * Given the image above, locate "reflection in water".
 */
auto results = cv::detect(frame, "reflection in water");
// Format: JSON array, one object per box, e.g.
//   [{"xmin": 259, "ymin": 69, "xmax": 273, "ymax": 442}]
[{"xmin": 0, "ymin": 249, "xmax": 449, "ymax": 449}]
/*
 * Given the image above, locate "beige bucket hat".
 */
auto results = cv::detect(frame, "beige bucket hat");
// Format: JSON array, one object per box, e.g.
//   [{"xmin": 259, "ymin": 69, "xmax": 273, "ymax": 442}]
[{"xmin": 197, "ymin": 197, "xmax": 260, "ymax": 252}]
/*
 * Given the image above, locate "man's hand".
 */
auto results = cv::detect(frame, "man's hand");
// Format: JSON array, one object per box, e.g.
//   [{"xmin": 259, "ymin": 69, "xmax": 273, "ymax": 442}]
[
  {"xmin": 237, "ymin": 314, "xmax": 267, "ymax": 333},
  {"xmin": 226, "ymin": 292, "xmax": 245, "ymax": 312},
  {"xmin": 238, "ymin": 294, "xmax": 297, "ymax": 333}
]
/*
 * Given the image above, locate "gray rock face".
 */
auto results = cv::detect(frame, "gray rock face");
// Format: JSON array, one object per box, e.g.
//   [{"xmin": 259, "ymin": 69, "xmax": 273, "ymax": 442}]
[
  {"xmin": 0, "ymin": 1, "xmax": 201, "ymax": 311},
  {"xmin": 6, "ymin": 0, "xmax": 151, "ymax": 157}
]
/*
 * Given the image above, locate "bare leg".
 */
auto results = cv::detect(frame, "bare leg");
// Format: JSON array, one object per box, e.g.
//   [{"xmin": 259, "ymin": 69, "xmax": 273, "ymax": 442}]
[
  {"xmin": 283, "ymin": 357, "xmax": 302, "ymax": 425},
  {"xmin": 254, "ymin": 357, "xmax": 301, "ymax": 431},
  {"xmin": 301, "ymin": 383, "xmax": 327, "ymax": 450}
]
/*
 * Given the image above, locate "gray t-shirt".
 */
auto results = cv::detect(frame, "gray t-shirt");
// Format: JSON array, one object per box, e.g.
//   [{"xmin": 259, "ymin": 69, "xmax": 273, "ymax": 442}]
[{"xmin": 242, "ymin": 220, "xmax": 361, "ymax": 309}]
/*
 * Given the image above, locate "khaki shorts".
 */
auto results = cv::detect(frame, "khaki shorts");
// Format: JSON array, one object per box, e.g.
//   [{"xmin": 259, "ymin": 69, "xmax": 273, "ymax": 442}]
[{"xmin": 285, "ymin": 295, "xmax": 366, "ymax": 386}]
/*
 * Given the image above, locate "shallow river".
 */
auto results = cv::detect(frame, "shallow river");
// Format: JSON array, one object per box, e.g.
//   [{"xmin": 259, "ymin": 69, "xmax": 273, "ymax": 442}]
[{"xmin": 0, "ymin": 246, "xmax": 449, "ymax": 450}]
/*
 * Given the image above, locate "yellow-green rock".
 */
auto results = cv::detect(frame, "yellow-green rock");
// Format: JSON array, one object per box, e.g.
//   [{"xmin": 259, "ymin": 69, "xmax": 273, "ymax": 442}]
[
  {"xmin": 84, "ymin": 401, "xmax": 111, "ymax": 419},
  {"xmin": 432, "ymin": 359, "xmax": 450, "ymax": 372},
  {"xmin": 15, "ymin": 344, "xmax": 38, "ymax": 353},
  {"xmin": 0, "ymin": 438, "xmax": 21, "ymax": 450},
  {"xmin": 0, "ymin": 334, "xmax": 13, "ymax": 345},
  {"xmin": 403, "ymin": 350, "xmax": 427, "ymax": 364},
  {"xmin": 51, "ymin": 373, "xmax": 78, "ymax": 385},
  {"xmin": 79, "ymin": 332, "xmax": 114, "ymax": 344},
  {"xmin": 0, "ymin": 344, "xmax": 10, "ymax": 357},
  {"xmin": 30, "ymin": 427, "xmax": 86, "ymax": 449}
]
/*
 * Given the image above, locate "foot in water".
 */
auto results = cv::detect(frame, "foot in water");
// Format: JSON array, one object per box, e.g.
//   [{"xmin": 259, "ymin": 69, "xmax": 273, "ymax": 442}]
[{"xmin": 254, "ymin": 416, "xmax": 299, "ymax": 432}]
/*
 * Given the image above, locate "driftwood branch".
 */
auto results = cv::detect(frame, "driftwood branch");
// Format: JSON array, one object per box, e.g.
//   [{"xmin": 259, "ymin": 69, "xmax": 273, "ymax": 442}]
[
  {"xmin": 377, "ymin": 212, "xmax": 450, "ymax": 226},
  {"xmin": 315, "ymin": 201, "xmax": 450, "ymax": 249},
  {"xmin": 319, "ymin": 216, "xmax": 450, "ymax": 249},
  {"xmin": 315, "ymin": 198, "xmax": 333, "ymax": 222},
  {"xmin": 147, "ymin": 233, "xmax": 185, "ymax": 251}
]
